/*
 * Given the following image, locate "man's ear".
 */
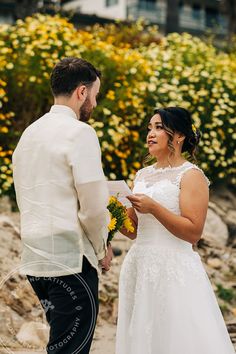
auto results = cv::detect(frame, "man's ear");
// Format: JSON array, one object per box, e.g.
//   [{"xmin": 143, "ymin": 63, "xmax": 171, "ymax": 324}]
[{"xmin": 76, "ymin": 85, "xmax": 87, "ymax": 101}]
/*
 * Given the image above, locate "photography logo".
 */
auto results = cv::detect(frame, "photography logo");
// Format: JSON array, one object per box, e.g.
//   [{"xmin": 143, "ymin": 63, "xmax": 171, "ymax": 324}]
[
  {"xmin": 40, "ymin": 299, "xmax": 55, "ymax": 313},
  {"xmin": 0, "ymin": 261, "xmax": 97, "ymax": 354}
]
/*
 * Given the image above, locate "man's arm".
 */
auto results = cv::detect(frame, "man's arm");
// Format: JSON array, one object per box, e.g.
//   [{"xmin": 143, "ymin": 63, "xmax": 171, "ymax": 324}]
[
  {"xmin": 67, "ymin": 124, "xmax": 109, "ymax": 261},
  {"xmin": 76, "ymin": 180, "xmax": 110, "ymax": 260}
]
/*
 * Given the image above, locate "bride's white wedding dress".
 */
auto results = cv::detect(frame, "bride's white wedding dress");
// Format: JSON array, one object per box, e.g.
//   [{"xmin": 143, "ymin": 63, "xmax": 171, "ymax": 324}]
[{"xmin": 116, "ymin": 161, "xmax": 235, "ymax": 354}]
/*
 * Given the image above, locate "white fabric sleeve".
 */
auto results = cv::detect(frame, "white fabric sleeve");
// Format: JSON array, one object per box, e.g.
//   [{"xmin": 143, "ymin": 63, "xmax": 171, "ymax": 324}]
[
  {"xmin": 76, "ymin": 181, "xmax": 110, "ymax": 260},
  {"xmin": 67, "ymin": 124, "xmax": 109, "ymax": 260}
]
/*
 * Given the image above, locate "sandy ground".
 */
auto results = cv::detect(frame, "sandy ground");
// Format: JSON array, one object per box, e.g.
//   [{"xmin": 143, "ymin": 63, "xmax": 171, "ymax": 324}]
[
  {"xmin": 91, "ymin": 321, "xmax": 116, "ymax": 354},
  {"xmin": 4, "ymin": 321, "xmax": 116, "ymax": 354},
  {"xmin": 0, "ymin": 235, "xmax": 130, "ymax": 354}
]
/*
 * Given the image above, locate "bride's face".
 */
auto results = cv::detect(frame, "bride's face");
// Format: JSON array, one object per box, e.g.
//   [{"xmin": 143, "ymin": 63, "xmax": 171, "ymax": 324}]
[{"xmin": 146, "ymin": 114, "xmax": 169, "ymax": 156}]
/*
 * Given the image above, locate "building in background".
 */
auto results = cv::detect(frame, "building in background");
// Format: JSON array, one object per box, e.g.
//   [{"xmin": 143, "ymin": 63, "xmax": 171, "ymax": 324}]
[
  {"xmin": 0, "ymin": 0, "xmax": 60, "ymax": 24},
  {"xmin": 0, "ymin": 0, "xmax": 232, "ymax": 38},
  {"xmin": 0, "ymin": 0, "xmax": 14, "ymax": 23},
  {"xmin": 62, "ymin": 0, "xmax": 127, "ymax": 20},
  {"xmin": 62, "ymin": 0, "xmax": 229, "ymax": 36}
]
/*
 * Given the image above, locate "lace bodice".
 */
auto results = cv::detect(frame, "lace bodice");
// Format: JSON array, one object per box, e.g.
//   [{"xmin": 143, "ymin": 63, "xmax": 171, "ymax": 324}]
[{"xmin": 133, "ymin": 161, "xmax": 210, "ymax": 251}]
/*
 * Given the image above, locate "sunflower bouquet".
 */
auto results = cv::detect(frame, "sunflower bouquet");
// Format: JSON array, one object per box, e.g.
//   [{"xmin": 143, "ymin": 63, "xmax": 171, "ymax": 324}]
[{"xmin": 107, "ymin": 195, "xmax": 134, "ymax": 243}]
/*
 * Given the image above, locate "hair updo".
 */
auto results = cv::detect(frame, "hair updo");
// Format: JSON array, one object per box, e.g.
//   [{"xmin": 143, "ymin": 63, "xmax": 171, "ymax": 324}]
[{"xmin": 153, "ymin": 107, "xmax": 201, "ymax": 159}]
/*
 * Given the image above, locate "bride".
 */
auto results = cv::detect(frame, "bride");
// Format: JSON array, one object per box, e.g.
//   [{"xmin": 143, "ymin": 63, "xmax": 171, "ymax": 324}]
[{"xmin": 115, "ymin": 107, "xmax": 235, "ymax": 354}]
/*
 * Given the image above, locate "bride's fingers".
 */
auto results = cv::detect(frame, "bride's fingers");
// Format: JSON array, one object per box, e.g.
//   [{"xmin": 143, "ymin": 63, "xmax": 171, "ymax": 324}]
[
  {"xmin": 134, "ymin": 207, "xmax": 141, "ymax": 212},
  {"xmin": 130, "ymin": 202, "xmax": 139, "ymax": 208},
  {"xmin": 127, "ymin": 195, "xmax": 140, "ymax": 202}
]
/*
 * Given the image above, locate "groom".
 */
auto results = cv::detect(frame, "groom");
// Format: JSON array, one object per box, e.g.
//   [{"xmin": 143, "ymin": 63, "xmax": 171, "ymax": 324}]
[{"xmin": 12, "ymin": 57, "xmax": 113, "ymax": 353}]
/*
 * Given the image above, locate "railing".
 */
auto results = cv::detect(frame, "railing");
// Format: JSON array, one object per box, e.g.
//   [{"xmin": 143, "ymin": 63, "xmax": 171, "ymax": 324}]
[
  {"xmin": 126, "ymin": 1, "xmax": 228, "ymax": 34},
  {"xmin": 180, "ymin": 8, "xmax": 205, "ymax": 31},
  {"xmin": 180, "ymin": 11, "xmax": 228, "ymax": 34},
  {"xmin": 127, "ymin": 1, "xmax": 166, "ymax": 24}
]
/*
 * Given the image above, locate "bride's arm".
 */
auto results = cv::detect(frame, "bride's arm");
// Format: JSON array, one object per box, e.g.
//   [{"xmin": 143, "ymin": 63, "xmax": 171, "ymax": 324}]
[
  {"xmin": 119, "ymin": 207, "xmax": 138, "ymax": 240},
  {"xmin": 127, "ymin": 169, "xmax": 209, "ymax": 245}
]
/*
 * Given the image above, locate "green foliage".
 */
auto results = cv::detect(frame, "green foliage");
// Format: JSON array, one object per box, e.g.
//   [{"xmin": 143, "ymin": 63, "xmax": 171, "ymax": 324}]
[
  {"xmin": 0, "ymin": 14, "xmax": 236, "ymax": 196},
  {"xmin": 216, "ymin": 284, "xmax": 235, "ymax": 303}
]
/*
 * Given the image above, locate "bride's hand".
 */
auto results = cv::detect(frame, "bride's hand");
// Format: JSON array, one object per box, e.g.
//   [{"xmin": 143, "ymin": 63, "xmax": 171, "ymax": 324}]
[{"xmin": 127, "ymin": 194, "xmax": 155, "ymax": 214}]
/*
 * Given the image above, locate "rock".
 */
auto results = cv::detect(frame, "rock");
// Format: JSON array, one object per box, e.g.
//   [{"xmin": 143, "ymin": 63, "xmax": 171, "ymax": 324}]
[
  {"xmin": 0, "ymin": 306, "xmax": 14, "ymax": 336},
  {"xmin": 203, "ymin": 208, "xmax": 228, "ymax": 247},
  {"xmin": 111, "ymin": 298, "xmax": 118, "ymax": 324},
  {"xmin": 208, "ymin": 201, "xmax": 226, "ymax": 218},
  {"xmin": 227, "ymin": 225, "xmax": 236, "ymax": 248},
  {"xmin": 207, "ymin": 257, "xmax": 223, "ymax": 269},
  {"xmin": 16, "ymin": 321, "xmax": 49, "ymax": 349},
  {"xmin": 232, "ymin": 308, "xmax": 236, "ymax": 317},
  {"xmin": 0, "ymin": 214, "xmax": 20, "ymax": 236},
  {"xmin": 224, "ymin": 209, "xmax": 236, "ymax": 246},
  {"xmin": 0, "ymin": 214, "xmax": 14, "ymax": 227},
  {"xmin": 10, "ymin": 308, "xmax": 25, "ymax": 332},
  {"xmin": 226, "ymin": 321, "xmax": 236, "ymax": 344},
  {"xmin": 112, "ymin": 246, "xmax": 122, "ymax": 257},
  {"xmin": 225, "ymin": 209, "xmax": 236, "ymax": 227},
  {"xmin": 0, "ymin": 196, "xmax": 12, "ymax": 213},
  {"xmin": 210, "ymin": 186, "xmax": 236, "ymax": 211},
  {"xmin": 0, "ymin": 304, "xmax": 25, "ymax": 345}
]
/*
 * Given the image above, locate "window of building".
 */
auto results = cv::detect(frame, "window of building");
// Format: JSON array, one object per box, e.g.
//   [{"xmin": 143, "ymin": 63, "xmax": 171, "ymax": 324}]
[
  {"xmin": 106, "ymin": 0, "xmax": 119, "ymax": 7},
  {"xmin": 138, "ymin": 0, "xmax": 156, "ymax": 11},
  {"xmin": 192, "ymin": 4, "xmax": 201, "ymax": 20},
  {"xmin": 206, "ymin": 7, "xmax": 219, "ymax": 27},
  {"xmin": 179, "ymin": 1, "xmax": 184, "ymax": 9}
]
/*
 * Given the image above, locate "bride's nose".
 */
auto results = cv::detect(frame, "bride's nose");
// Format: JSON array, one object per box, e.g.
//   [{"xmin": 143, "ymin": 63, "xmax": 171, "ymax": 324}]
[{"xmin": 147, "ymin": 130, "xmax": 156, "ymax": 138}]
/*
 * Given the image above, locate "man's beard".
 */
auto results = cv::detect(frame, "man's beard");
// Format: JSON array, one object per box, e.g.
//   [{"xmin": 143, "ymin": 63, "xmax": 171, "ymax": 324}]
[{"xmin": 79, "ymin": 96, "xmax": 93, "ymax": 122}]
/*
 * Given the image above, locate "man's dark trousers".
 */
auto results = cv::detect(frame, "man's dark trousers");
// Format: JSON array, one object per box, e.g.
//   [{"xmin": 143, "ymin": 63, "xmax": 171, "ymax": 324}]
[{"xmin": 27, "ymin": 257, "xmax": 99, "ymax": 354}]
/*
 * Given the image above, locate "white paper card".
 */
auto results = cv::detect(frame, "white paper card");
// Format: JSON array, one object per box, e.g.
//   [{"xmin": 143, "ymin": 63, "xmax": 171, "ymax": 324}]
[{"xmin": 107, "ymin": 180, "xmax": 133, "ymax": 208}]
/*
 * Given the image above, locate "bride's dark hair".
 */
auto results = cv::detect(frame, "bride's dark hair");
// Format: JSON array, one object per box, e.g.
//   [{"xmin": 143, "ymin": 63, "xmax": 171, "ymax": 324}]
[{"xmin": 144, "ymin": 107, "xmax": 201, "ymax": 165}]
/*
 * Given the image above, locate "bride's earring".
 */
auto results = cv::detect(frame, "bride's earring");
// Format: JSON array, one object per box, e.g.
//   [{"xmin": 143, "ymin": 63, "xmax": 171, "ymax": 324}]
[{"xmin": 177, "ymin": 141, "xmax": 180, "ymax": 144}]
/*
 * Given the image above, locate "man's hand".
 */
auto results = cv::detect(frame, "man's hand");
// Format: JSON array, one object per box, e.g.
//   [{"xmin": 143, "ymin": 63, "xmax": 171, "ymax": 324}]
[{"xmin": 99, "ymin": 243, "xmax": 113, "ymax": 272}]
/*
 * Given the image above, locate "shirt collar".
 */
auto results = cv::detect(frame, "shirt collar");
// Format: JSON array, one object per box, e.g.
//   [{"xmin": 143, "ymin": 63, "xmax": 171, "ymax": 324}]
[{"xmin": 49, "ymin": 105, "xmax": 78, "ymax": 120}]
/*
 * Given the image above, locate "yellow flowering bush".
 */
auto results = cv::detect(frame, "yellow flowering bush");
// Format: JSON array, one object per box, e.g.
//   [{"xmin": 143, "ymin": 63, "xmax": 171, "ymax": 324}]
[
  {"xmin": 107, "ymin": 196, "xmax": 134, "ymax": 242},
  {"xmin": 0, "ymin": 14, "xmax": 85, "ymax": 132},
  {"xmin": 141, "ymin": 33, "xmax": 236, "ymax": 183},
  {"xmin": 0, "ymin": 76, "xmax": 14, "ymax": 196},
  {"xmin": 0, "ymin": 14, "xmax": 236, "ymax": 197}
]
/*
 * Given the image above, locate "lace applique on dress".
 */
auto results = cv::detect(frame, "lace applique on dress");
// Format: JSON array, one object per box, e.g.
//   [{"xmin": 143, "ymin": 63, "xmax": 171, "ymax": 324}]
[
  {"xmin": 134, "ymin": 161, "xmax": 210, "ymax": 189},
  {"xmin": 175, "ymin": 164, "xmax": 210, "ymax": 188}
]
